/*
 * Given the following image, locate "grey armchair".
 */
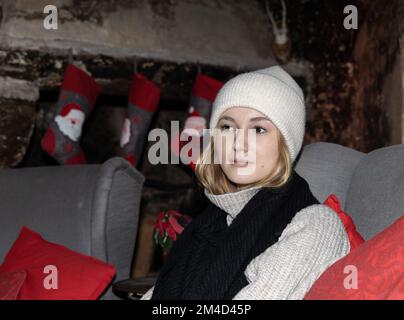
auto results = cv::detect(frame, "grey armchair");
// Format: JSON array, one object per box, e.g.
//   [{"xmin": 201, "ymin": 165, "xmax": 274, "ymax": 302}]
[
  {"xmin": 295, "ymin": 142, "xmax": 404, "ymax": 240},
  {"xmin": 113, "ymin": 142, "xmax": 404, "ymax": 299},
  {"xmin": 0, "ymin": 157, "xmax": 145, "ymax": 300}
]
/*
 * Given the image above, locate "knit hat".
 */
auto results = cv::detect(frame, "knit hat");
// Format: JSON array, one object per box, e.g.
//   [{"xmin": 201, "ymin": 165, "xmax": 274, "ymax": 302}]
[{"xmin": 209, "ymin": 65, "xmax": 305, "ymax": 163}]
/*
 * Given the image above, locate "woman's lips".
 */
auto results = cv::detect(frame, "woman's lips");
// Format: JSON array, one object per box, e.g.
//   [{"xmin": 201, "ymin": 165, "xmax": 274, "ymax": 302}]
[{"xmin": 232, "ymin": 159, "xmax": 249, "ymax": 167}]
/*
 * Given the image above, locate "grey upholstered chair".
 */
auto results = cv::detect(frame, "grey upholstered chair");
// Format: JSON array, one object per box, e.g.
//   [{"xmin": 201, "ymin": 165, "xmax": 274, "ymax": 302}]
[
  {"xmin": 0, "ymin": 157, "xmax": 145, "ymax": 299},
  {"xmin": 115, "ymin": 142, "xmax": 404, "ymax": 299},
  {"xmin": 295, "ymin": 142, "xmax": 404, "ymax": 240}
]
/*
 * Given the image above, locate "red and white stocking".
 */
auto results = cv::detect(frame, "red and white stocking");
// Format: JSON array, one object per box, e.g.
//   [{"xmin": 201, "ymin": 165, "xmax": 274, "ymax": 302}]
[
  {"xmin": 41, "ymin": 64, "xmax": 101, "ymax": 165},
  {"xmin": 171, "ymin": 74, "xmax": 223, "ymax": 171},
  {"xmin": 118, "ymin": 73, "xmax": 160, "ymax": 167}
]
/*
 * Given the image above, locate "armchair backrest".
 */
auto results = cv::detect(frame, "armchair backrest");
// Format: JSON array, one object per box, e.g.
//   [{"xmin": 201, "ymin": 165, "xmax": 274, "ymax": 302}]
[
  {"xmin": 295, "ymin": 142, "xmax": 404, "ymax": 240},
  {"xmin": 0, "ymin": 157, "xmax": 145, "ymax": 299}
]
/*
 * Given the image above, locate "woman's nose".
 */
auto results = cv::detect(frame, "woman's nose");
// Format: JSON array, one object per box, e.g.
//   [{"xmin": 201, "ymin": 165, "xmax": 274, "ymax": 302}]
[{"xmin": 233, "ymin": 129, "xmax": 248, "ymax": 152}]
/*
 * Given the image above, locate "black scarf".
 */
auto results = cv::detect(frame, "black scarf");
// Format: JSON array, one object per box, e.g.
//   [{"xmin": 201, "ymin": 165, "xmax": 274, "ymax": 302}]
[{"xmin": 151, "ymin": 170, "xmax": 319, "ymax": 300}]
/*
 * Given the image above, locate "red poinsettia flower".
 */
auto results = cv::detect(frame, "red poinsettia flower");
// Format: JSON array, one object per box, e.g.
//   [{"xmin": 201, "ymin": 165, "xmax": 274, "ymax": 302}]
[
  {"xmin": 155, "ymin": 212, "xmax": 166, "ymax": 236},
  {"xmin": 168, "ymin": 215, "xmax": 184, "ymax": 234},
  {"xmin": 166, "ymin": 225, "xmax": 177, "ymax": 241},
  {"xmin": 153, "ymin": 209, "xmax": 192, "ymax": 255}
]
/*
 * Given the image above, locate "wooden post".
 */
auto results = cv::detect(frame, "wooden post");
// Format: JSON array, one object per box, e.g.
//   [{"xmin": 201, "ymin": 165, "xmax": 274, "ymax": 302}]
[{"xmin": 131, "ymin": 212, "xmax": 157, "ymax": 278}]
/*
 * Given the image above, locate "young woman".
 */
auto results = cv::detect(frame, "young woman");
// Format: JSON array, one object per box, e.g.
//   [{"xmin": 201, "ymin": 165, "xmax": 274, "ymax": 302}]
[{"xmin": 141, "ymin": 65, "xmax": 350, "ymax": 300}]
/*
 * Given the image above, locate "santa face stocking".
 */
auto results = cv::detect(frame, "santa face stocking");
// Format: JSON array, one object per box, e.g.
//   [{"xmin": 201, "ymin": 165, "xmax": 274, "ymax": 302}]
[
  {"xmin": 119, "ymin": 73, "xmax": 160, "ymax": 167},
  {"xmin": 171, "ymin": 74, "xmax": 223, "ymax": 171},
  {"xmin": 41, "ymin": 64, "xmax": 101, "ymax": 165}
]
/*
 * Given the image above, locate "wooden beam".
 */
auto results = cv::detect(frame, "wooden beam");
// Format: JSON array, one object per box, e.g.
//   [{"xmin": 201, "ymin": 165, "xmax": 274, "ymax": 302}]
[{"xmin": 0, "ymin": 47, "xmax": 240, "ymax": 102}]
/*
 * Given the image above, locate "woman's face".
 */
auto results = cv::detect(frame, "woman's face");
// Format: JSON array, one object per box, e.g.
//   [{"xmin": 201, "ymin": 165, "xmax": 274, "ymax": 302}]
[{"xmin": 214, "ymin": 107, "xmax": 280, "ymax": 188}]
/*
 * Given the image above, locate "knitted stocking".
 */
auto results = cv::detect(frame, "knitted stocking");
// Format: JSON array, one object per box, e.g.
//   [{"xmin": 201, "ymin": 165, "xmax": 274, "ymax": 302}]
[
  {"xmin": 171, "ymin": 74, "xmax": 223, "ymax": 171},
  {"xmin": 41, "ymin": 64, "xmax": 101, "ymax": 165},
  {"xmin": 118, "ymin": 73, "xmax": 160, "ymax": 167}
]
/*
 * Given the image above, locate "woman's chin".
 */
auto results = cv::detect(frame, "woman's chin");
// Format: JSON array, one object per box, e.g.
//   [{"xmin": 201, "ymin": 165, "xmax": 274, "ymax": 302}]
[{"xmin": 225, "ymin": 171, "xmax": 257, "ymax": 185}]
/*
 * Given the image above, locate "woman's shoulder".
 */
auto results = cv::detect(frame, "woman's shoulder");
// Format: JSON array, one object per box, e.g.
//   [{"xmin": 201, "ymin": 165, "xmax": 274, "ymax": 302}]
[
  {"xmin": 252, "ymin": 203, "xmax": 350, "ymax": 265},
  {"xmin": 278, "ymin": 203, "xmax": 348, "ymax": 242},
  {"xmin": 295, "ymin": 203, "xmax": 343, "ymax": 225}
]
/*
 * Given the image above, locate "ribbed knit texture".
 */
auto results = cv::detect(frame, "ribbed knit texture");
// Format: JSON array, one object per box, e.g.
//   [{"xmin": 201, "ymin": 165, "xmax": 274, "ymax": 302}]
[
  {"xmin": 141, "ymin": 184, "xmax": 350, "ymax": 300},
  {"xmin": 232, "ymin": 204, "xmax": 350, "ymax": 299},
  {"xmin": 204, "ymin": 186, "xmax": 262, "ymax": 225}
]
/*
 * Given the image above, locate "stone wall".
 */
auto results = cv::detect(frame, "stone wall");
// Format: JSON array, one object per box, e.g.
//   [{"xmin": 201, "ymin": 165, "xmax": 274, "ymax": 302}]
[
  {"xmin": 346, "ymin": 0, "xmax": 404, "ymax": 151},
  {"xmin": 0, "ymin": 0, "xmax": 278, "ymax": 69},
  {"xmin": 1, "ymin": 0, "xmax": 403, "ymax": 159},
  {"xmin": 0, "ymin": 0, "xmax": 313, "ymax": 169},
  {"xmin": 0, "ymin": 77, "xmax": 38, "ymax": 167}
]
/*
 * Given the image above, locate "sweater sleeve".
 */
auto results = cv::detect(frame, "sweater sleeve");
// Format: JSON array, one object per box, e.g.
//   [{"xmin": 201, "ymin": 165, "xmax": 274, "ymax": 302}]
[
  {"xmin": 232, "ymin": 204, "xmax": 350, "ymax": 300},
  {"xmin": 140, "ymin": 286, "xmax": 154, "ymax": 300}
]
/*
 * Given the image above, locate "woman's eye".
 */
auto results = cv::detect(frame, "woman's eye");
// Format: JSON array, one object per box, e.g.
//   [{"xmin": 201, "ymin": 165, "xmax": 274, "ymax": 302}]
[
  {"xmin": 254, "ymin": 126, "xmax": 267, "ymax": 134},
  {"xmin": 220, "ymin": 124, "xmax": 234, "ymax": 131}
]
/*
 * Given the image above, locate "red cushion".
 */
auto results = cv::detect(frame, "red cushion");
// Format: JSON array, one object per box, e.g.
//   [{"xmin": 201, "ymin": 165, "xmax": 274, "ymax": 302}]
[
  {"xmin": 0, "ymin": 270, "xmax": 26, "ymax": 300},
  {"xmin": 324, "ymin": 194, "xmax": 365, "ymax": 251},
  {"xmin": 304, "ymin": 216, "xmax": 404, "ymax": 299},
  {"xmin": 0, "ymin": 227, "xmax": 116, "ymax": 300}
]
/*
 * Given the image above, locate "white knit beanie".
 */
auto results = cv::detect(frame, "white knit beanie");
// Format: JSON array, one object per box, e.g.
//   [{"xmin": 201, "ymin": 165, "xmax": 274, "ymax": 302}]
[{"xmin": 209, "ymin": 65, "xmax": 306, "ymax": 163}]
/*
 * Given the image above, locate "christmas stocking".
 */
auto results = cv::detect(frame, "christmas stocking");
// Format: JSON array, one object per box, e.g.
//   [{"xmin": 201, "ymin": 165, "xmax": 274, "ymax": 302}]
[
  {"xmin": 171, "ymin": 74, "xmax": 223, "ymax": 171},
  {"xmin": 41, "ymin": 64, "xmax": 101, "ymax": 165},
  {"xmin": 118, "ymin": 73, "xmax": 160, "ymax": 167}
]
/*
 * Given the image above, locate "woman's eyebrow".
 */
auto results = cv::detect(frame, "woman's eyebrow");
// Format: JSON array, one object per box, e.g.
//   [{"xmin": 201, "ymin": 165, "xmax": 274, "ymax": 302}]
[
  {"xmin": 250, "ymin": 117, "xmax": 271, "ymax": 122},
  {"xmin": 219, "ymin": 116, "xmax": 270, "ymax": 122},
  {"xmin": 218, "ymin": 116, "xmax": 235, "ymax": 122}
]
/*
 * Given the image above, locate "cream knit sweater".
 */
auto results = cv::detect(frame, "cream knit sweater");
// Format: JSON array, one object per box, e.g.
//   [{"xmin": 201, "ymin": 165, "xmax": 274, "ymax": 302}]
[{"xmin": 141, "ymin": 186, "xmax": 350, "ymax": 300}]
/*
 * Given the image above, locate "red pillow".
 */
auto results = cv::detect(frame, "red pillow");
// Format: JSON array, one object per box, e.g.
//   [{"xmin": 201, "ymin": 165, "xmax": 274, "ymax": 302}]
[
  {"xmin": 324, "ymin": 194, "xmax": 365, "ymax": 251},
  {"xmin": 304, "ymin": 216, "xmax": 404, "ymax": 300},
  {"xmin": 0, "ymin": 270, "xmax": 26, "ymax": 300},
  {"xmin": 0, "ymin": 227, "xmax": 116, "ymax": 300}
]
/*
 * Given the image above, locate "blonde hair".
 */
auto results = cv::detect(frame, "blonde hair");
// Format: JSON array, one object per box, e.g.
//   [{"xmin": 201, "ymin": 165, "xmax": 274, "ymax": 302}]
[{"xmin": 195, "ymin": 129, "xmax": 292, "ymax": 195}]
